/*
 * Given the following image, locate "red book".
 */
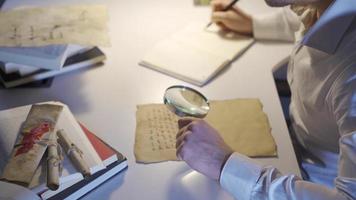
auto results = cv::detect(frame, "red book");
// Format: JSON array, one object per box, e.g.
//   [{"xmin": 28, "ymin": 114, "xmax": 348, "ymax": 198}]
[{"xmin": 79, "ymin": 123, "xmax": 118, "ymax": 166}]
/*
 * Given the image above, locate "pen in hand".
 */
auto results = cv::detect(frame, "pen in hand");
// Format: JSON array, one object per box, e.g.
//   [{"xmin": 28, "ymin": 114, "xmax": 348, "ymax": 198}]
[{"xmin": 206, "ymin": 0, "xmax": 240, "ymax": 28}]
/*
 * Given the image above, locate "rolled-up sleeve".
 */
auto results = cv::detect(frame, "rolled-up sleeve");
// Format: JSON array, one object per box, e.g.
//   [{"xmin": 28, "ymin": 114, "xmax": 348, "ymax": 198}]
[{"xmin": 252, "ymin": 7, "xmax": 301, "ymax": 42}]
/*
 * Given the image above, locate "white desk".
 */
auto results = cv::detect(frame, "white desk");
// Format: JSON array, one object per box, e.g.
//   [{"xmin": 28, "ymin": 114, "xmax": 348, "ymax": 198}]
[{"xmin": 0, "ymin": 0, "xmax": 300, "ymax": 199}]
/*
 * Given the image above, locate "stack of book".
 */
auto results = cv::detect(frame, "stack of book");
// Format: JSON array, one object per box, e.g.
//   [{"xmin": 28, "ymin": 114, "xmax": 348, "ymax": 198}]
[
  {"xmin": 0, "ymin": 45, "xmax": 106, "ymax": 88},
  {"xmin": 0, "ymin": 102, "xmax": 127, "ymax": 199}
]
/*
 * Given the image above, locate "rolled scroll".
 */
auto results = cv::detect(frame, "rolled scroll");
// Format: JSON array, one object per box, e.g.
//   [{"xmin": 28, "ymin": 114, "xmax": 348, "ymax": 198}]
[
  {"xmin": 57, "ymin": 129, "xmax": 90, "ymax": 178},
  {"xmin": 46, "ymin": 131, "xmax": 61, "ymax": 190}
]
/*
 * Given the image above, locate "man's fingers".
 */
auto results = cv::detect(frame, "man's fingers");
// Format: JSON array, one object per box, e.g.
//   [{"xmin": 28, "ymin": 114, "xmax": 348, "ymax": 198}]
[
  {"xmin": 216, "ymin": 22, "xmax": 230, "ymax": 31},
  {"xmin": 176, "ymin": 128, "xmax": 184, "ymax": 139},
  {"xmin": 176, "ymin": 123, "xmax": 191, "ymax": 139},
  {"xmin": 178, "ymin": 118, "xmax": 194, "ymax": 129},
  {"xmin": 177, "ymin": 119, "xmax": 197, "ymax": 139},
  {"xmin": 176, "ymin": 141, "xmax": 184, "ymax": 160},
  {"xmin": 176, "ymin": 130, "xmax": 192, "ymax": 148},
  {"xmin": 210, "ymin": 0, "xmax": 230, "ymax": 11},
  {"xmin": 211, "ymin": 1, "xmax": 224, "ymax": 12},
  {"xmin": 231, "ymin": 6, "xmax": 250, "ymax": 19},
  {"xmin": 212, "ymin": 11, "xmax": 230, "ymax": 23}
]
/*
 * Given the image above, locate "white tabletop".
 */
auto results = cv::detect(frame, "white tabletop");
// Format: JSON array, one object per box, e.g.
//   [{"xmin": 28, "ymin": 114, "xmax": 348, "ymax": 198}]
[{"xmin": 0, "ymin": 0, "xmax": 300, "ymax": 199}]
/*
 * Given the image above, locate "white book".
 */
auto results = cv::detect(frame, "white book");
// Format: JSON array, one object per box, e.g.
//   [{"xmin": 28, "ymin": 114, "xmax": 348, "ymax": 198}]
[
  {"xmin": 0, "ymin": 47, "xmax": 105, "ymax": 88},
  {"xmin": 40, "ymin": 174, "xmax": 83, "ymax": 199},
  {"xmin": 58, "ymin": 162, "xmax": 127, "ymax": 200},
  {"xmin": 0, "ymin": 45, "xmax": 69, "ymax": 70},
  {"xmin": 0, "ymin": 101, "xmax": 105, "ymax": 195},
  {"xmin": 0, "ymin": 45, "xmax": 93, "ymax": 77},
  {"xmin": 2, "ymin": 63, "xmax": 40, "ymax": 76},
  {"xmin": 140, "ymin": 23, "xmax": 254, "ymax": 86}
]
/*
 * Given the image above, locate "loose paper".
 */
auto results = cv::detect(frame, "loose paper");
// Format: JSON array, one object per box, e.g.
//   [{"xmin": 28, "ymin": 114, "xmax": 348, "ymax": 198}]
[
  {"xmin": 0, "ymin": 5, "xmax": 110, "ymax": 47},
  {"xmin": 134, "ymin": 99, "xmax": 277, "ymax": 163}
]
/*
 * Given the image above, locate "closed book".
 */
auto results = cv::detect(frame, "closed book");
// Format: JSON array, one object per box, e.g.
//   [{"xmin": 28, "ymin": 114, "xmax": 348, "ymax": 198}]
[
  {"xmin": 79, "ymin": 123, "xmax": 120, "ymax": 166},
  {"xmin": 0, "ymin": 47, "xmax": 105, "ymax": 88},
  {"xmin": 0, "ymin": 45, "xmax": 92, "ymax": 76},
  {"xmin": 0, "ymin": 45, "xmax": 69, "ymax": 70}
]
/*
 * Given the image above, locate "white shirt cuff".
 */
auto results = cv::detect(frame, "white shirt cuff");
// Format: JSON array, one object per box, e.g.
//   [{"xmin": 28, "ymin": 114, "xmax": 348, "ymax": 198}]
[{"xmin": 219, "ymin": 153, "xmax": 263, "ymax": 200}]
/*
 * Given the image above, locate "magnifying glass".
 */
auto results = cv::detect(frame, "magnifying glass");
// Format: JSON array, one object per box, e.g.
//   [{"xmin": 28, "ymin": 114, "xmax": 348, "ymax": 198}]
[{"xmin": 164, "ymin": 85, "xmax": 210, "ymax": 118}]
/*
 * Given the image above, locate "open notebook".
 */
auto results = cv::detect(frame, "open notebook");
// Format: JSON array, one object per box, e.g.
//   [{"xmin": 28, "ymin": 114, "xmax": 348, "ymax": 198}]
[{"xmin": 140, "ymin": 22, "xmax": 254, "ymax": 86}]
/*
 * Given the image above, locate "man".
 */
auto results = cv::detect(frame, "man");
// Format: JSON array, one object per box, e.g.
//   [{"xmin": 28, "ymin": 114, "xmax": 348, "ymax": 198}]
[{"xmin": 176, "ymin": 0, "xmax": 356, "ymax": 199}]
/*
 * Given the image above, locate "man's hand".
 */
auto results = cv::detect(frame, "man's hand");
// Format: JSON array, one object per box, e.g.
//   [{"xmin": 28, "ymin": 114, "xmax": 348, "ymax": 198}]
[
  {"xmin": 211, "ymin": 0, "xmax": 253, "ymax": 35},
  {"xmin": 176, "ymin": 118, "xmax": 233, "ymax": 181}
]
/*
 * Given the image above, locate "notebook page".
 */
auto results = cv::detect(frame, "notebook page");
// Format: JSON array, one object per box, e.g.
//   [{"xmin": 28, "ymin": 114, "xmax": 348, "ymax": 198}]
[
  {"xmin": 141, "ymin": 22, "xmax": 254, "ymax": 86},
  {"xmin": 171, "ymin": 23, "xmax": 254, "ymax": 60},
  {"xmin": 142, "ymin": 38, "xmax": 228, "ymax": 85}
]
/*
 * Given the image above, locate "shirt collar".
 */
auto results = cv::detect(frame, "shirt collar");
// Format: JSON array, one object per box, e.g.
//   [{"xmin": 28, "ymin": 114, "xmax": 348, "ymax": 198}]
[{"xmin": 302, "ymin": 0, "xmax": 356, "ymax": 54}]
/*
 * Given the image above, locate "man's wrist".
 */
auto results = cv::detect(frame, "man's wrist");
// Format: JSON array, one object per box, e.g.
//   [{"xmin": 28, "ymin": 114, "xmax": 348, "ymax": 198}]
[{"xmin": 219, "ymin": 151, "xmax": 233, "ymax": 181}]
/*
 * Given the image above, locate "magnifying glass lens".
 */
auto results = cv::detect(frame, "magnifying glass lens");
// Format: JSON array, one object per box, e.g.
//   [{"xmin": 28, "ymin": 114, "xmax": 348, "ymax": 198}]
[{"xmin": 164, "ymin": 86, "xmax": 209, "ymax": 118}]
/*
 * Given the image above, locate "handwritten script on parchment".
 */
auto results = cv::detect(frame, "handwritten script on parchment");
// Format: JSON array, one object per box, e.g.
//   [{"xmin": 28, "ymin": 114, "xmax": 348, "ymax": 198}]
[
  {"xmin": 134, "ymin": 99, "xmax": 277, "ymax": 163},
  {"xmin": 135, "ymin": 104, "xmax": 179, "ymax": 163},
  {"xmin": 0, "ymin": 5, "xmax": 110, "ymax": 47}
]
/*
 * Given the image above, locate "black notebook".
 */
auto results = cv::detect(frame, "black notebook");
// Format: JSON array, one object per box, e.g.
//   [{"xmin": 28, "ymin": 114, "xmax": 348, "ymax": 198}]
[
  {"xmin": 0, "ymin": 77, "xmax": 54, "ymax": 89},
  {"xmin": 0, "ymin": 0, "xmax": 5, "ymax": 9}
]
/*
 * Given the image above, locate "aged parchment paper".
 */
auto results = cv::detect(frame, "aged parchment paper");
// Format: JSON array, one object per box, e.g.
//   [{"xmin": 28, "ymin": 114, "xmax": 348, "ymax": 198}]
[
  {"xmin": 134, "ymin": 99, "xmax": 277, "ymax": 163},
  {"xmin": 0, "ymin": 5, "xmax": 110, "ymax": 47}
]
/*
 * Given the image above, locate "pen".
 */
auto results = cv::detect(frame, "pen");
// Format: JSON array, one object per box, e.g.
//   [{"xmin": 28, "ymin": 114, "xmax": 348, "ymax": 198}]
[{"xmin": 206, "ymin": 0, "xmax": 240, "ymax": 28}]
